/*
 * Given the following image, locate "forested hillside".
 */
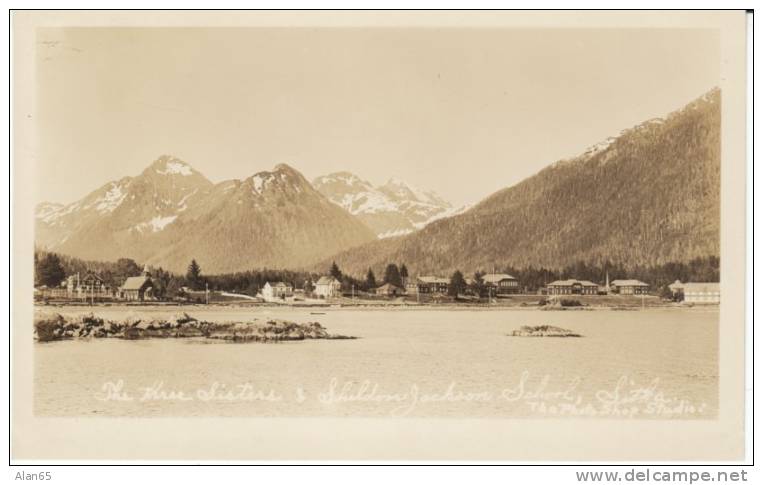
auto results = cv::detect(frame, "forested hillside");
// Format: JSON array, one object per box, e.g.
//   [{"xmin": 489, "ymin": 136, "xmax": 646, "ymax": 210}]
[{"xmin": 323, "ymin": 88, "xmax": 721, "ymax": 277}]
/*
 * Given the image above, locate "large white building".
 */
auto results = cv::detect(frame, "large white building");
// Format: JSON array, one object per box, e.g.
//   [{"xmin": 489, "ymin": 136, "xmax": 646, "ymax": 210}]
[
  {"xmin": 314, "ymin": 276, "xmax": 341, "ymax": 298},
  {"xmin": 406, "ymin": 276, "xmax": 449, "ymax": 294},
  {"xmin": 262, "ymin": 281, "xmax": 293, "ymax": 300},
  {"xmin": 669, "ymin": 280, "xmax": 720, "ymax": 304},
  {"xmin": 482, "ymin": 273, "xmax": 520, "ymax": 295},
  {"xmin": 546, "ymin": 279, "xmax": 599, "ymax": 295},
  {"xmin": 610, "ymin": 279, "xmax": 650, "ymax": 295}
]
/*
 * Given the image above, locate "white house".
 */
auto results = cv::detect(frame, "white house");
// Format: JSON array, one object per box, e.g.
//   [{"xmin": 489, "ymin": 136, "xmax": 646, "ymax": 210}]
[
  {"xmin": 120, "ymin": 266, "xmax": 155, "ymax": 301},
  {"xmin": 314, "ymin": 276, "xmax": 342, "ymax": 299},
  {"xmin": 262, "ymin": 281, "xmax": 293, "ymax": 300}
]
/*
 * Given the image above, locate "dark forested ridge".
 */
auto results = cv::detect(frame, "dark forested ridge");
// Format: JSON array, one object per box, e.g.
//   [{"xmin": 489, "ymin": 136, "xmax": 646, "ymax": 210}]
[{"xmin": 322, "ymin": 88, "xmax": 721, "ymax": 277}]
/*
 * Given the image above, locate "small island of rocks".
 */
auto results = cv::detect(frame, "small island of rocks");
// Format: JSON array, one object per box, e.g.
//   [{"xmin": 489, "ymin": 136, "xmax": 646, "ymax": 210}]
[
  {"xmin": 34, "ymin": 312, "xmax": 356, "ymax": 343},
  {"xmin": 508, "ymin": 325, "xmax": 582, "ymax": 338}
]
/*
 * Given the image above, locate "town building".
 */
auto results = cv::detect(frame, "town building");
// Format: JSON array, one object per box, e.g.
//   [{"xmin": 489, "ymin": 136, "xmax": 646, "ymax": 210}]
[
  {"xmin": 669, "ymin": 280, "xmax": 720, "ymax": 304},
  {"xmin": 314, "ymin": 276, "xmax": 342, "ymax": 299},
  {"xmin": 546, "ymin": 279, "xmax": 599, "ymax": 295},
  {"xmin": 375, "ymin": 282, "xmax": 405, "ymax": 297},
  {"xmin": 119, "ymin": 266, "xmax": 155, "ymax": 301},
  {"xmin": 35, "ymin": 281, "xmax": 70, "ymax": 300},
  {"xmin": 482, "ymin": 273, "xmax": 520, "ymax": 295},
  {"xmin": 262, "ymin": 281, "xmax": 294, "ymax": 300},
  {"xmin": 682, "ymin": 283, "xmax": 721, "ymax": 304},
  {"xmin": 69, "ymin": 272, "xmax": 113, "ymax": 298},
  {"xmin": 610, "ymin": 279, "xmax": 649, "ymax": 295},
  {"xmin": 668, "ymin": 279, "xmax": 684, "ymax": 295},
  {"xmin": 406, "ymin": 276, "xmax": 450, "ymax": 294}
]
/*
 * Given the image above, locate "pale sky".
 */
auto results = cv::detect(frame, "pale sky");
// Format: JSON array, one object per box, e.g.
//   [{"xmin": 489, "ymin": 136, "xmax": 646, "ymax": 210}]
[{"xmin": 36, "ymin": 27, "xmax": 719, "ymax": 206}]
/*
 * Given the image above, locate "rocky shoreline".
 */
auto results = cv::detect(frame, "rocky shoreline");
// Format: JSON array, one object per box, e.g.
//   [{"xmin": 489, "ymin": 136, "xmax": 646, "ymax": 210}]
[{"xmin": 33, "ymin": 312, "xmax": 355, "ymax": 343}]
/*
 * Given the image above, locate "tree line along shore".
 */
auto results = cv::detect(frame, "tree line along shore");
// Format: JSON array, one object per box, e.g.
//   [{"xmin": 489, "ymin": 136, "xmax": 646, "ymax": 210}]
[{"xmin": 34, "ymin": 250, "xmax": 719, "ymax": 306}]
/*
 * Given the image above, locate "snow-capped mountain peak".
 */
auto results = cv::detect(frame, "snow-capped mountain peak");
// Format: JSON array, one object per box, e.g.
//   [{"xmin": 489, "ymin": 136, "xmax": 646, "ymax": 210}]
[
  {"xmin": 35, "ymin": 155, "xmax": 214, "ymax": 256},
  {"xmin": 141, "ymin": 155, "xmax": 211, "ymax": 184},
  {"xmin": 244, "ymin": 163, "xmax": 312, "ymax": 197},
  {"xmin": 35, "ymin": 160, "xmax": 376, "ymax": 273},
  {"xmin": 313, "ymin": 172, "xmax": 459, "ymax": 239},
  {"xmin": 145, "ymin": 155, "xmax": 194, "ymax": 175},
  {"xmin": 146, "ymin": 155, "xmax": 194, "ymax": 177}
]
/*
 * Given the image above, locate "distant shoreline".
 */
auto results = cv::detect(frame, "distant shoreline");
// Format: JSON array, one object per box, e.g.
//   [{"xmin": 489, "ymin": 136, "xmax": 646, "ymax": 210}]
[{"xmin": 34, "ymin": 300, "xmax": 718, "ymax": 313}]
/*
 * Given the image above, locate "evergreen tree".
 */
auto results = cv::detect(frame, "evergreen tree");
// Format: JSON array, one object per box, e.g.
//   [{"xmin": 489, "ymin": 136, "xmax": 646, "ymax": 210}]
[
  {"xmin": 151, "ymin": 267, "xmax": 174, "ymax": 300},
  {"xmin": 366, "ymin": 268, "xmax": 377, "ymax": 289},
  {"xmin": 115, "ymin": 258, "xmax": 141, "ymax": 284},
  {"xmin": 449, "ymin": 270, "xmax": 467, "ymax": 296},
  {"xmin": 166, "ymin": 276, "xmax": 185, "ymax": 298},
  {"xmin": 400, "ymin": 264, "xmax": 409, "ymax": 279},
  {"xmin": 186, "ymin": 259, "xmax": 202, "ymax": 290},
  {"xmin": 304, "ymin": 279, "xmax": 315, "ymax": 295},
  {"xmin": 383, "ymin": 263, "xmax": 402, "ymax": 287},
  {"xmin": 470, "ymin": 271, "xmax": 485, "ymax": 296},
  {"xmin": 35, "ymin": 253, "xmax": 65, "ymax": 287},
  {"xmin": 330, "ymin": 261, "xmax": 343, "ymax": 281}
]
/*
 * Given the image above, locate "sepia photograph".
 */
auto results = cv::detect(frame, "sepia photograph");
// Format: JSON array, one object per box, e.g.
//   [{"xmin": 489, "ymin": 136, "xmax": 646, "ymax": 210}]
[{"xmin": 10, "ymin": 9, "xmax": 751, "ymax": 466}]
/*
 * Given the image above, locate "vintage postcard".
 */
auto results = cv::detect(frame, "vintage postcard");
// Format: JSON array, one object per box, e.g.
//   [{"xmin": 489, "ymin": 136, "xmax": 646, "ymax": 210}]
[{"xmin": 11, "ymin": 10, "xmax": 749, "ymax": 462}]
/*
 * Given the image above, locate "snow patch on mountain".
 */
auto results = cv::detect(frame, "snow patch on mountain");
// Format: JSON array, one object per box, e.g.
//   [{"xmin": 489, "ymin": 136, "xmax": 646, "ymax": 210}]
[
  {"xmin": 132, "ymin": 215, "xmax": 178, "ymax": 233},
  {"xmin": 156, "ymin": 160, "xmax": 193, "ymax": 176},
  {"xmin": 251, "ymin": 174, "xmax": 270, "ymax": 194},
  {"xmin": 377, "ymin": 228, "xmax": 414, "ymax": 239},
  {"xmin": 341, "ymin": 192, "xmax": 398, "ymax": 215},
  {"xmin": 411, "ymin": 204, "xmax": 470, "ymax": 229},
  {"xmin": 36, "ymin": 202, "xmax": 64, "ymax": 223},
  {"xmin": 176, "ymin": 189, "xmax": 198, "ymax": 212},
  {"xmin": 95, "ymin": 183, "xmax": 128, "ymax": 214}
]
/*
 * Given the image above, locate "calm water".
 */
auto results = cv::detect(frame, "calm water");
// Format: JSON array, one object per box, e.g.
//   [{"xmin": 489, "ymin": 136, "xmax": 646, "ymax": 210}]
[{"xmin": 34, "ymin": 306, "xmax": 718, "ymax": 418}]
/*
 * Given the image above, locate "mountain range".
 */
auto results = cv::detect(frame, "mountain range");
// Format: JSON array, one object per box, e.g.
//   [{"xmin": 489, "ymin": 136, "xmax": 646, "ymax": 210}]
[
  {"xmin": 35, "ymin": 157, "xmax": 377, "ymax": 274},
  {"xmin": 312, "ymin": 172, "xmax": 463, "ymax": 238},
  {"xmin": 36, "ymin": 88, "xmax": 720, "ymax": 277},
  {"xmin": 321, "ymin": 88, "xmax": 721, "ymax": 276}
]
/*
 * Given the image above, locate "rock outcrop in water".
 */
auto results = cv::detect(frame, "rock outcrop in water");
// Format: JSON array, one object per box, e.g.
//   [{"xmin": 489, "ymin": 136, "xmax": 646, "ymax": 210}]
[
  {"xmin": 509, "ymin": 325, "xmax": 582, "ymax": 338},
  {"xmin": 33, "ymin": 312, "xmax": 355, "ymax": 342}
]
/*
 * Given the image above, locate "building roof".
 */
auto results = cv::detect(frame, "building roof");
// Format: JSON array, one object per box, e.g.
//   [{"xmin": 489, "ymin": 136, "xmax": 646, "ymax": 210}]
[
  {"xmin": 415, "ymin": 276, "xmax": 450, "ymax": 284},
  {"xmin": 611, "ymin": 279, "xmax": 649, "ymax": 287},
  {"xmin": 482, "ymin": 273, "xmax": 517, "ymax": 284},
  {"xmin": 121, "ymin": 275, "xmax": 152, "ymax": 291},
  {"xmin": 81, "ymin": 272, "xmax": 105, "ymax": 283},
  {"xmin": 668, "ymin": 279, "xmax": 684, "ymax": 290},
  {"xmin": 266, "ymin": 281, "xmax": 291, "ymax": 288},
  {"xmin": 547, "ymin": 279, "xmax": 598, "ymax": 287},
  {"xmin": 681, "ymin": 282, "xmax": 720, "ymax": 293},
  {"xmin": 316, "ymin": 276, "xmax": 340, "ymax": 286},
  {"xmin": 377, "ymin": 283, "xmax": 404, "ymax": 291}
]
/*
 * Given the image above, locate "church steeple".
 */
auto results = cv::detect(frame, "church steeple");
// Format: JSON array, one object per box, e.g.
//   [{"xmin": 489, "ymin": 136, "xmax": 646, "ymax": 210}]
[
  {"xmin": 143, "ymin": 264, "xmax": 151, "ymax": 277},
  {"xmin": 605, "ymin": 271, "xmax": 610, "ymax": 293}
]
